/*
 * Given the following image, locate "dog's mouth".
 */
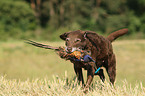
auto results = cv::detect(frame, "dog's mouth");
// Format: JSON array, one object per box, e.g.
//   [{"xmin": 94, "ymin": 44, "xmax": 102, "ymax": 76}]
[
  {"xmin": 65, "ymin": 47, "xmax": 82, "ymax": 53},
  {"xmin": 65, "ymin": 47, "xmax": 91, "ymax": 55}
]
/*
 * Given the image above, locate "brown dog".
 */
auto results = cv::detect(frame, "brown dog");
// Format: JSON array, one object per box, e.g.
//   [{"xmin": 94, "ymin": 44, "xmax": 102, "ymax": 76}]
[
  {"xmin": 60, "ymin": 28, "xmax": 128, "ymax": 92},
  {"xmin": 26, "ymin": 28, "xmax": 128, "ymax": 92}
]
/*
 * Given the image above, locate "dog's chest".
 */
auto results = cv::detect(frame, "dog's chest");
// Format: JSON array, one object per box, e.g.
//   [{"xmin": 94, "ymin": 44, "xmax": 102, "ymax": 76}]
[{"xmin": 70, "ymin": 60, "xmax": 88, "ymax": 69}]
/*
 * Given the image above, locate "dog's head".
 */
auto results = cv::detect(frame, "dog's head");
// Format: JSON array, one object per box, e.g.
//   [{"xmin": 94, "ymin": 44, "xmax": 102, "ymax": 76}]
[{"xmin": 60, "ymin": 30, "xmax": 97, "ymax": 52}]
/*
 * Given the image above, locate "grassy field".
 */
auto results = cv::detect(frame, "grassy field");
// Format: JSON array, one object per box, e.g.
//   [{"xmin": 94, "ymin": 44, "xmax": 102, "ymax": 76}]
[
  {"xmin": 0, "ymin": 40, "xmax": 145, "ymax": 95},
  {"xmin": 0, "ymin": 75, "xmax": 144, "ymax": 95}
]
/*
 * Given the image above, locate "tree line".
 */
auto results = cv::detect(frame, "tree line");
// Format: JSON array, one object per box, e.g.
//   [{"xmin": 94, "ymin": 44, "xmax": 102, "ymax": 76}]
[{"xmin": 0, "ymin": 0, "xmax": 145, "ymax": 40}]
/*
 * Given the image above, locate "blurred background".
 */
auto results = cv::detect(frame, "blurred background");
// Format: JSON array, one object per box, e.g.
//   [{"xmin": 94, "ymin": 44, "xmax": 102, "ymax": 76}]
[
  {"xmin": 0, "ymin": 0, "xmax": 145, "ymax": 86},
  {"xmin": 0, "ymin": 0, "xmax": 145, "ymax": 41}
]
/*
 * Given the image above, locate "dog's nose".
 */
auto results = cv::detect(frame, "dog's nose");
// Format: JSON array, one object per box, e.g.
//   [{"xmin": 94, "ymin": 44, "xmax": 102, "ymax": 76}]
[{"xmin": 67, "ymin": 47, "xmax": 72, "ymax": 52}]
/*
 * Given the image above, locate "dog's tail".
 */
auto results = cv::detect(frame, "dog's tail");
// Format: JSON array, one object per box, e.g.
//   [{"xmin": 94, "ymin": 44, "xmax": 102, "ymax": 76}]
[{"xmin": 107, "ymin": 28, "xmax": 128, "ymax": 42}]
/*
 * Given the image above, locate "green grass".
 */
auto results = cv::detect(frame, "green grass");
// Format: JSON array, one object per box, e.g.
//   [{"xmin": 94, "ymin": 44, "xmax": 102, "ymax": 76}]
[{"xmin": 0, "ymin": 40, "xmax": 145, "ymax": 95}]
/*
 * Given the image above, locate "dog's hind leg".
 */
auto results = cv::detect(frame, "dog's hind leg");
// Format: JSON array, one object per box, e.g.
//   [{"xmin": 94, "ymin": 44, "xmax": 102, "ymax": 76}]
[{"xmin": 106, "ymin": 54, "xmax": 116, "ymax": 85}]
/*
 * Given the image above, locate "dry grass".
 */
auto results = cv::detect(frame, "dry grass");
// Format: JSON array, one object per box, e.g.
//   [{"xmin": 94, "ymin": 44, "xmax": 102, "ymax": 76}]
[{"xmin": 0, "ymin": 73, "xmax": 145, "ymax": 96}]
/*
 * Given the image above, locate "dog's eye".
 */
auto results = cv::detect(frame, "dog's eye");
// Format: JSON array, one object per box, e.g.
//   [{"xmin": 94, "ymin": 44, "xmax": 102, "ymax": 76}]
[{"xmin": 75, "ymin": 38, "xmax": 81, "ymax": 42}]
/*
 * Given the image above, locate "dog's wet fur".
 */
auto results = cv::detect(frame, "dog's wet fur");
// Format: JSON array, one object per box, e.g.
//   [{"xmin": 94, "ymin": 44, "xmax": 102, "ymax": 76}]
[{"xmin": 60, "ymin": 28, "xmax": 128, "ymax": 92}]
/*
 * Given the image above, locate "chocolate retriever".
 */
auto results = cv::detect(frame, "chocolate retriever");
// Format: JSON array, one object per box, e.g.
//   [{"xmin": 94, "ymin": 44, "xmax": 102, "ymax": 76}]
[{"xmin": 60, "ymin": 28, "xmax": 128, "ymax": 92}]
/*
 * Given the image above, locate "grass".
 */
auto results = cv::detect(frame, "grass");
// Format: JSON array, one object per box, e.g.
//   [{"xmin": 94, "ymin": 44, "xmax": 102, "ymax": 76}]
[
  {"xmin": 0, "ymin": 40, "xmax": 145, "ymax": 95},
  {"xmin": 0, "ymin": 74, "xmax": 144, "ymax": 95}
]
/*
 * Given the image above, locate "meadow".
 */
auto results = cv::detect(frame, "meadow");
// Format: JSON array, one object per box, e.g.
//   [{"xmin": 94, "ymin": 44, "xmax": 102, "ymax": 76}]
[{"xmin": 0, "ymin": 40, "xmax": 145, "ymax": 95}]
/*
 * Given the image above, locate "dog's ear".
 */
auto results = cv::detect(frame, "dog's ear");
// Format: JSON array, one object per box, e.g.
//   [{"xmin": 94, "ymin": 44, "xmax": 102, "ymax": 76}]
[
  {"xmin": 84, "ymin": 31, "xmax": 99, "ymax": 41},
  {"xmin": 60, "ymin": 32, "xmax": 70, "ymax": 40},
  {"xmin": 84, "ymin": 31, "xmax": 100, "ymax": 47}
]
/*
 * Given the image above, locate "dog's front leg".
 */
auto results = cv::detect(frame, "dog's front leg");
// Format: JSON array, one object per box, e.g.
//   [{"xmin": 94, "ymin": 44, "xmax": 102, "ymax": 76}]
[
  {"xmin": 74, "ymin": 65, "xmax": 84, "ymax": 85},
  {"xmin": 84, "ymin": 63, "xmax": 95, "ymax": 93}
]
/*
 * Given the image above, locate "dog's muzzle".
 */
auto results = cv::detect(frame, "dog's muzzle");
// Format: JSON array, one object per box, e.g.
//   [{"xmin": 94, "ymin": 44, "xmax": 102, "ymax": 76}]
[{"xmin": 65, "ymin": 47, "xmax": 82, "ymax": 53}]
